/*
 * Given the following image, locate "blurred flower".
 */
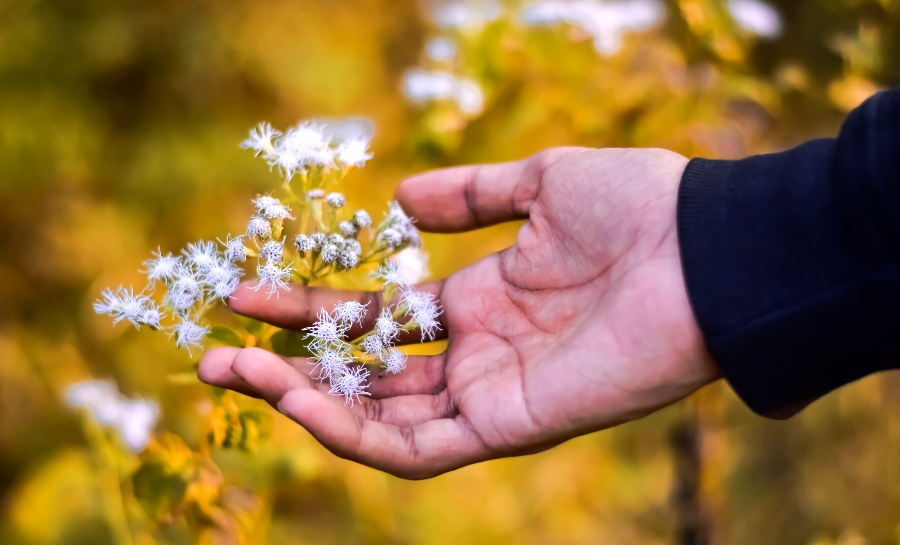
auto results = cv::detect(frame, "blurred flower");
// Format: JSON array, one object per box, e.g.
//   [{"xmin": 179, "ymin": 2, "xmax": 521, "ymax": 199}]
[
  {"xmin": 66, "ymin": 380, "xmax": 159, "ymax": 452},
  {"xmin": 240, "ymin": 122, "xmax": 281, "ymax": 157},
  {"xmin": 391, "ymin": 247, "xmax": 430, "ymax": 284},
  {"xmin": 374, "ymin": 261, "xmax": 412, "ymax": 290},
  {"xmin": 728, "ymin": 0, "xmax": 781, "ymax": 38},
  {"xmin": 403, "ymin": 69, "xmax": 485, "ymax": 115},
  {"xmin": 336, "ymin": 138, "xmax": 373, "ymax": 167},
  {"xmin": 429, "ymin": 0, "xmax": 503, "ymax": 27},
  {"xmin": 521, "ymin": 0, "xmax": 663, "ymax": 55},
  {"xmin": 427, "ymin": 38, "xmax": 457, "ymax": 60}
]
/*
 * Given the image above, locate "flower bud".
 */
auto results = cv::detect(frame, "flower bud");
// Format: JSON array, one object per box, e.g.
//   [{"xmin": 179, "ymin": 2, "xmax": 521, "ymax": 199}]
[
  {"xmin": 260, "ymin": 239, "xmax": 284, "ymax": 263},
  {"xmin": 247, "ymin": 217, "xmax": 272, "ymax": 239},
  {"xmin": 328, "ymin": 233, "xmax": 345, "ymax": 248},
  {"xmin": 352, "ymin": 210, "xmax": 372, "ymax": 229},
  {"xmin": 306, "ymin": 189, "xmax": 325, "ymax": 200},
  {"xmin": 309, "ymin": 232, "xmax": 326, "ymax": 250},
  {"xmin": 224, "ymin": 236, "xmax": 248, "ymax": 263},
  {"xmin": 326, "ymin": 192, "xmax": 346, "ymax": 208},
  {"xmin": 379, "ymin": 228, "xmax": 403, "ymax": 248},
  {"xmin": 339, "ymin": 220, "xmax": 359, "ymax": 238},
  {"xmin": 321, "ymin": 244, "xmax": 340, "ymax": 263},
  {"xmin": 295, "ymin": 234, "xmax": 314, "ymax": 254},
  {"xmin": 345, "ymin": 239, "xmax": 362, "ymax": 256},
  {"xmin": 338, "ymin": 251, "xmax": 358, "ymax": 269}
]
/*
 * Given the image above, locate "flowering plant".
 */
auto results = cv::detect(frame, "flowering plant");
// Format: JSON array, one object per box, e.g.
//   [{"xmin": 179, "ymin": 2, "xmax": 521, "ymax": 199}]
[{"xmin": 95, "ymin": 120, "xmax": 440, "ymax": 403}]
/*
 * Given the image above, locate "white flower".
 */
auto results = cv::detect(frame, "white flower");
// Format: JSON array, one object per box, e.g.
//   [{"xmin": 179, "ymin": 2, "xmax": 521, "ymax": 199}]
[
  {"xmin": 223, "ymin": 235, "xmax": 248, "ymax": 263},
  {"xmin": 172, "ymin": 319, "xmax": 210, "ymax": 354},
  {"xmin": 338, "ymin": 251, "xmax": 358, "ymax": 270},
  {"xmin": 262, "ymin": 203, "xmax": 294, "ymax": 221},
  {"xmin": 66, "ymin": 380, "xmax": 159, "ymax": 452},
  {"xmin": 728, "ymin": 0, "xmax": 781, "ymax": 38},
  {"xmin": 143, "ymin": 249, "xmax": 182, "ymax": 283},
  {"xmin": 311, "ymin": 348, "xmax": 352, "ymax": 381},
  {"xmin": 306, "ymin": 189, "xmax": 325, "ymax": 200},
  {"xmin": 271, "ymin": 122, "xmax": 333, "ymax": 179},
  {"xmin": 391, "ymin": 248, "xmax": 430, "ymax": 284},
  {"xmin": 295, "ymin": 234, "xmax": 314, "ymax": 254},
  {"xmin": 375, "ymin": 307, "xmax": 401, "ymax": 345},
  {"xmin": 373, "ymin": 261, "xmax": 411, "ymax": 290},
  {"xmin": 167, "ymin": 267, "xmax": 203, "ymax": 311},
  {"xmin": 252, "ymin": 195, "xmax": 281, "ymax": 212},
  {"xmin": 328, "ymin": 233, "xmax": 346, "ymax": 247},
  {"xmin": 336, "ymin": 137, "xmax": 373, "ymax": 167},
  {"xmin": 202, "ymin": 258, "xmax": 242, "ymax": 286},
  {"xmin": 309, "ymin": 232, "xmax": 326, "ymax": 250},
  {"xmin": 94, "ymin": 286, "xmax": 149, "ymax": 328},
  {"xmin": 326, "ymin": 192, "xmax": 346, "ymax": 208},
  {"xmin": 303, "ymin": 308, "xmax": 349, "ymax": 352},
  {"xmin": 379, "ymin": 228, "xmax": 403, "ymax": 248},
  {"xmin": 353, "ymin": 210, "xmax": 371, "ymax": 229},
  {"xmin": 335, "ymin": 300, "xmax": 368, "ymax": 326},
  {"xmin": 211, "ymin": 278, "xmax": 240, "ymax": 300},
  {"xmin": 246, "ymin": 216, "xmax": 272, "ymax": 239},
  {"xmin": 183, "ymin": 240, "xmax": 219, "ymax": 271},
  {"xmin": 338, "ymin": 220, "xmax": 358, "ymax": 238},
  {"xmin": 253, "ymin": 261, "xmax": 293, "ymax": 298},
  {"xmin": 260, "ymin": 238, "xmax": 285, "ymax": 263},
  {"xmin": 345, "ymin": 239, "xmax": 362, "ymax": 256},
  {"xmin": 403, "ymin": 289, "xmax": 443, "ymax": 341},
  {"xmin": 328, "ymin": 365, "xmax": 371, "ymax": 405},
  {"xmin": 362, "ymin": 334, "xmax": 384, "ymax": 357},
  {"xmin": 427, "ymin": 38, "xmax": 457, "ymax": 60},
  {"xmin": 140, "ymin": 302, "xmax": 165, "ymax": 327},
  {"xmin": 320, "ymin": 244, "xmax": 340, "ymax": 264},
  {"xmin": 241, "ymin": 122, "xmax": 281, "ymax": 156},
  {"xmin": 383, "ymin": 348, "xmax": 407, "ymax": 374}
]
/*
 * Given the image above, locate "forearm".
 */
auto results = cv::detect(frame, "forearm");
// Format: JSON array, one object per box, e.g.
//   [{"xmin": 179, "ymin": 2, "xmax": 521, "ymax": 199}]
[{"xmin": 677, "ymin": 88, "xmax": 900, "ymax": 417}]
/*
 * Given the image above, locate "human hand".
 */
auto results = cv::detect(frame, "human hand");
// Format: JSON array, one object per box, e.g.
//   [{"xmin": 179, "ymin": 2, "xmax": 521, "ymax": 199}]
[{"xmin": 199, "ymin": 147, "xmax": 719, "ymax": 479}]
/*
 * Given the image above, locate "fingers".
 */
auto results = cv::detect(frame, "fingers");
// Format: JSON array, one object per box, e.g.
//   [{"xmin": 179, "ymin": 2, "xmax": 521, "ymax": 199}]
[
  {"xmin": 278, "ymin": 388, "xmax": 485, "ymax": 479},
  {"xmin": 394, "ymin": 148, "xmax": 580, "ymax": 233},
  {"xmin": 199, "ymin": 345, "xmax": 448, "ymax": 408},
  {"xmin": 227, "ymin": 280, "xmax": 449, "ymax": 344}
]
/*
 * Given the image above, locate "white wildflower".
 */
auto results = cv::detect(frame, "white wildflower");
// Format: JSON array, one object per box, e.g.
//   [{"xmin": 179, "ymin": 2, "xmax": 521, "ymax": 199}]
[
  {"xmin": 94, "ymin": 286, "xmax": 149, "ymax": 328},
  {"xmin": 139, "ymin": 302, "xmax": 165, "ymax": 328},
  {"xmin": 172, "ymin": 319, "xmax": 210, "ymax": 354},
  {"xmin": 307, "ymin": 189, "xmax": 325, "ymax": 200},
  {"xmin": 352, "ymin": 210, "xmax": 371, "ymax": 229},
  {"xmin": 252, "ymin": 195, "xmax": 281, "ymax": 212},
  {"xmin": 309, "ymin": 232, "xmax": 326, "ymax": 250},
  {"xmin": 223, "ymin": 235, "xmax": 248, "ymax": 263},
  {"xmin": 246, "ymin": 216, "xmax": 272, "ymax": 239},
  {"xmin": 262, "ymin": 203, "xmax": 294, "ymax": 221},
  {"xmin": 338, "ymin": 220, "xmax": 358, "ymax": 238},
  {"xmin": 271, "ymin": 122, "xmax": 333, "ymax": 179},
  {"xmin": 375, "ymin": 307, "xmax": 401, "ymax": 345},
  {"xmin": 338, "ymin": 251, "xmax": 358, "ymax": 270},
  {"xmin": 391, "ymin": 248, "xmax": 430, "ymax": 284},
  {"xmin": 241, "ymin": 122, "xmax": 281, "ymax": 156},
  {"xmin": 345, "ymin": 239, "xmax": 362, "ymax": 256},
  {"xmin": 253, "ymin": 261, "xmax": 293, "ymax": 298},
  {"xmin": 329, "ymin": 365, "xmax": 371, "ymax": 405},
  {"xmin": 260, "ymin": 238, "xmax": 285, "ymax": 263},
  {"xmin": 202, "ymin": 258, "xmax": 242, "ymax": 286},
  {"xmin": 212, "ymin": 277, "xmax": 240, "ymax": 301},
  {"xmin": 383, "ymin": 348, "xmax": 407, "ymax": 374},
  {"xmin": 143, "ymin": 250, "xmax": 181, "ymax": 283},
  {"xmin": 295, "ymin": 234, "xmax": 314, "ymax": 254},
  {"xmin": 303, "ymin": 309, "xmax": 349, "ymax": 352},
  {"xmin": 379, "ymin": 228, "xmax": 403, "ymax": 248},
  {"xmin": 403, "ymin": 289, "xmax": 443, "ymax": 341},
  {"xmin": 168, "ymin": 267, "xmax": 203, "ymax": 312},
  {"xmin": 335, "ymin": 300, "xmax": 368, "ymax": 326},
  {"xmin": 311, "ymin": 348, "xmax": 352, "ymax": 381},
  {"xmin": 336, "ymin": 137, "xmax": 373, "ymax": 167},
  {"xmin": 373, "ymin": 261, "xmax": 411, "ymax": 290},
  {"xmin": 66, "ymin": 380, "xmax": 159, "ymax": 452},
  {"xmin": 362, "ymin": 334, "xmax": 384, "ymax": 357},
  {"xmin": 325, "ymin": 192, "xmax": 346, "ymax": 208},
  {"xmin": 183, "ymin": 240, "xmax": 219, "ymax": 271},
  {"xmin": 328, "ymin": 233, "xmax": 346, "ymax": 247},
  {"xmin": 320, "ymin": 244, "xmax": 340, "ymax": 264}
]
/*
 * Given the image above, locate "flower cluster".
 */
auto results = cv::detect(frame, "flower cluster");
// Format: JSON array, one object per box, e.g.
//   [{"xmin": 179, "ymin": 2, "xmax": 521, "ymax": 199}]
[
  {"xmin": 94, "ymin": 120, "xmax": 425, "ymax": 366},
  {"xmin": 303, "ymin": 263, "xmax": 442, "ymax": 404}
]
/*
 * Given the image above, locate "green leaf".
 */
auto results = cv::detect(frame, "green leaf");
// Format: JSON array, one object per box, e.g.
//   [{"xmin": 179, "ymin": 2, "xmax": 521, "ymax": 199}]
[
  {"xmin": 132, "ymin": 461, "xmax": 188, "ymax": 521},
  {"xmin": 235, "ymin": 315, "xmax": 266, "ymax": 336},
  {"xmin": 269, "ymin": 329, "xmax": 314, "ymax": 358},
  {"xmin": 207, "ymin": 326, "xmax": 245, "ymax": 348}
]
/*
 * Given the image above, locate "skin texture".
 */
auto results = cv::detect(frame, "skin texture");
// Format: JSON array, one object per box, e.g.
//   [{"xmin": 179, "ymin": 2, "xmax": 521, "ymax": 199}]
[{"xmin": 199, "ymin": 147, "xmax": 721, "ymax": 479}]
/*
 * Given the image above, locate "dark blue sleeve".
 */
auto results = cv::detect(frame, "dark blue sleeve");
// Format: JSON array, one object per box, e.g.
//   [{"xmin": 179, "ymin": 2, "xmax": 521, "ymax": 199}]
[{"xmin": 676, "ymin": 88, "xmax": 900, "ymax": 417}]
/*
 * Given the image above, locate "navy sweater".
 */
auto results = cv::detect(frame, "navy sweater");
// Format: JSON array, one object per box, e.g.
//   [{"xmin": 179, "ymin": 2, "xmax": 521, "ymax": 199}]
[{"xmin": 677, "ymin": 88, "xmax": 900, "ymax": 417}]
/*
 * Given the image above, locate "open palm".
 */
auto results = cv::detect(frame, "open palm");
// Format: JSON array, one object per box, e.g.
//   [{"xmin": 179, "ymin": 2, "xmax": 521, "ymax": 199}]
[{"xmin": 199, "ymin": 147, "xmax": 719, "ymax": 479}]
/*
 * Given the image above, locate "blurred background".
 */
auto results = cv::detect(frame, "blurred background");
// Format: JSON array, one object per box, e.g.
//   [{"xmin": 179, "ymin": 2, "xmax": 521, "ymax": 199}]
[{"xmin": 2, "ymin": 0, "xmax": 900, "ymax": 543}]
